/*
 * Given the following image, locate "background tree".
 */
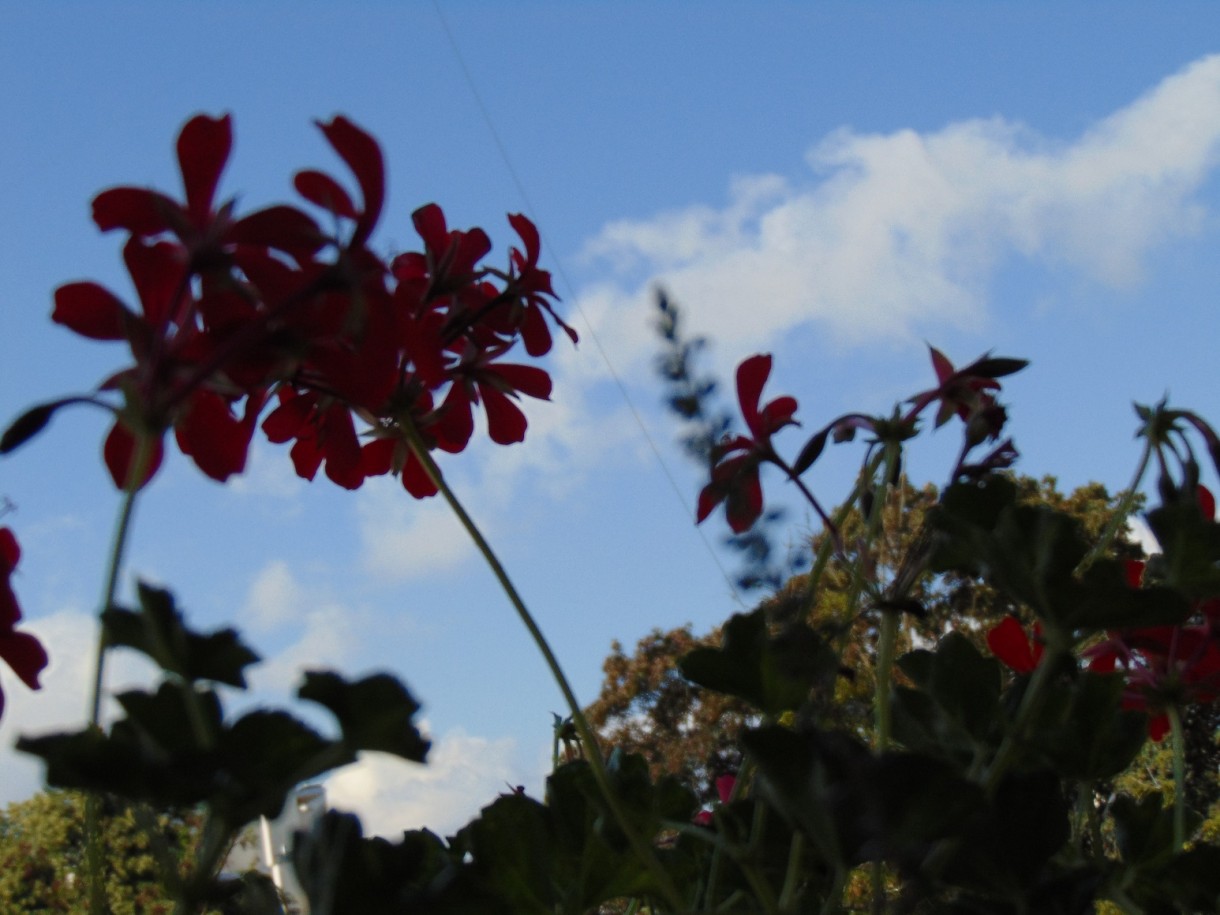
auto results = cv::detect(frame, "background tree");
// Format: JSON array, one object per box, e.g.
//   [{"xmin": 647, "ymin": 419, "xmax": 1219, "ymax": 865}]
[
  {"xmin": 0, "ymin": 790, "xmax": 271, "ymax": 914},
  {"xmin": 587, "ymin": 474, "xmax": 1149, "ymax": 801}
]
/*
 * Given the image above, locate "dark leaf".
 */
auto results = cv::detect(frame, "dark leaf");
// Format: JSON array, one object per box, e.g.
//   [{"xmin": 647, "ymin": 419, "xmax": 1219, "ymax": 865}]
[
  {"xmin": 103, "ymin": 581, "xmax": 260, "ymax": 687},
  {"xmin": 298, "ymin": 671, "xmax": 430, "ymax": 763}
]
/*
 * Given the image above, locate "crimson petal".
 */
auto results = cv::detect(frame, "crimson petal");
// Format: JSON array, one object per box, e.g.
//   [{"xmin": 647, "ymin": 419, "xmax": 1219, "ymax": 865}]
[
  {"xmin": 317, "ymin": 116, "xmax": 384, "ymax": 244},
  {"xmin": 52, "ymin": 282, "xmax": 132, "ymax": 341},
  {"xmin": 103, "ymin": 423, "xmax": 164, "ymax": 490},
  {"xmin": 177, "ymin": 113, "xmax": 232, "ymax": 226},
  {"xmin": 92, "ymin": 187, "xmax": 178, "ymax": 235},
  {"xmin": 294, "ymin": 170, "xmax": 359, "ymax": 220},
  {"xmin": 0, "ymin": 629, "xmax": 48, "ymax": 690}
]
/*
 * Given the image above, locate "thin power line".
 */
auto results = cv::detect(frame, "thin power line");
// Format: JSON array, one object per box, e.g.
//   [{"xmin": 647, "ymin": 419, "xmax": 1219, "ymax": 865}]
[{"xmin": 430, "ymin": 1, "xmax": 746, "ymax": 606}]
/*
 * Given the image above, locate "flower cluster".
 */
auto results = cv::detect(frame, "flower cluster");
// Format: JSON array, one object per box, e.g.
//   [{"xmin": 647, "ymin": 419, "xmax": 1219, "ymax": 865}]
[
  {"xmin": 986, "ymin": 486, "xmax": 1220, "ymax": 742},
  {"xmin": 21, "ymin": 113, "xmax": 574, "ymax": 497},
  {"xmin": 0, "ymin": 528, "xmax": 48, "ymax": 717},
  {"xmin": 697, "ymin": 346, "xmax": 1024, "ymax": 534},
  {"xmin": 1084, "ymin": 487, "xmax": 1220, "ymax": 740}
]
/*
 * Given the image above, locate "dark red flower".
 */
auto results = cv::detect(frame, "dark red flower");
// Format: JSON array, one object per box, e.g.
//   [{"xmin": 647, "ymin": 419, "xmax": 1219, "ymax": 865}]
[
  {"xmin": 1084, "ymin": 487, "xmax": 1220, "ymax": 740},
  {"xmin": 987, "ymin": 615, "xmax": 1044, "ymax": 674},
  {"xmin": 0, "ymin": 528, "xmax": 49, "ymax": 720},
  {"xmin": 693, "ymin": 773, "xmax": 738, "ymax": 827},
  {"xmin": 262, "ymin": 389, "xmax": 365, "ymax": 490},
  {"xmin": 92, "ymin": 113, "xmax": 323, "ymax": 268},
  {"xmin": 697, "ymin": 355, "xmax": 797, "ymax": 533},
  {"xmin": 907, "ymin": 347, "xmax": 1026, "ymax": 436}
]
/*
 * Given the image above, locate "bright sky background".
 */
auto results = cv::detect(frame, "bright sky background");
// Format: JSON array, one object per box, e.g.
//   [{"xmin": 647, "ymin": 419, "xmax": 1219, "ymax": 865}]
[{"xmin": 3, "ymin": 4, "xmax": 1220, "ymax": 836}]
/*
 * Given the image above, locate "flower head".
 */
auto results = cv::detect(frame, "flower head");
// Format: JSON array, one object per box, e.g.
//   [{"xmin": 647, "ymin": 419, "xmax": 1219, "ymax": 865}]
[
  {"xmin": 697, "ymin": 355, "xmax": 798, "ymax": 534},
  {"xmin": 0, "ymin": 528, "xmax": 49, "ymax": 719}
]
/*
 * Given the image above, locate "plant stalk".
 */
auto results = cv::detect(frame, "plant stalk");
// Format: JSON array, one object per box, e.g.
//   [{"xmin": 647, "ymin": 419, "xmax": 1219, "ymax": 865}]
[
  {"xmin": 401, "ymin": 422, "xmax": 686, "ymax": 911},
  {"xmin": 87, "ymin": 429, "xmax": 154, "ymax": 915}
]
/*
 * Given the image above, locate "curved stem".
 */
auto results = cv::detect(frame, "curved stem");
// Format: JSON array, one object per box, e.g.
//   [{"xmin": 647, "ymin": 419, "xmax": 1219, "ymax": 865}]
[
  {"xmin": 1168, "ymin": 704, "xmax": 1187, "ymax": 850},
  {"xmin": 87, "ymin": 432, "xmax": 153, "ymax": 727},
  {"xmin": 777, "ymin": 831, "xmax": 805, "ymax": 912},
  {"xmin": 87, "ymin": 430, "xmax": 154, "ymax": 915},
  {"xmin": 400, "ymin": 423, "xmax": 685, "ymax": 911},
  {"xmin": 1076, "ymin": 440, "xmax": 1152, "ymax": 575}
]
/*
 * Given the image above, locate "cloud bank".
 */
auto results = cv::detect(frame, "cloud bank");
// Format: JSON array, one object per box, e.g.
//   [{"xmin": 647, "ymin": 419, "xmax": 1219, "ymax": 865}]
[{"xmin": 576, "ymin": 54, "xmax": 1220, "ymax": 371}]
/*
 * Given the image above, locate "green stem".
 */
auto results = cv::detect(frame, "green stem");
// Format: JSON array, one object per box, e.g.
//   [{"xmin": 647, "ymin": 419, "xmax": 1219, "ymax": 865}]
[
  {"xmin": 1168, "ymin": 704, "xmax": 1187, "ymax": 850},
  {"xmin": 1076, "ymin": 440, "xmax": 1152, "ymax": 575},
  {"xmin": 87, "ymin": 430, "xmax": 154, "ymax": 915},
  {"xmin": 88, "ymin": 433, "xmax": 153, "ymax": 726},
  {"xmin": 874, "ymin": 612, "xmax": 898, "ymax": 753},
  {"xmin": 400, "ymin": 423, "xmax": 685, "ymax": 912},
  {"xmin": 777, "ymin": 831, "xmax": 805, "ymax": 912},
  {"xmin": 803, "ymin": 450, "xmax": 887, "ymax": 618}
]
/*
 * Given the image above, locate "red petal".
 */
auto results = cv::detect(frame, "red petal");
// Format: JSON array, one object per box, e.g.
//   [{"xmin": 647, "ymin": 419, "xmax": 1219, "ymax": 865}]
[
  {"xmin": 0, "ymin": 529, "xmax": 18, "ymax": 573},
  {"xmin": 124, "ymin": 238, "xmax": 187, "ymax": 327},
  {"xmin": 261, "ymin": 391, "xmax": 311, "ymax": 444},
  {"xmin": 229, "ymin": 206, "xmax": 324, "ymax": 261},
  {"xmin": 1198, "ymin": 485, "xmax": 1216, "ymax": 520},
  {"xmin": 725, "ymin": 468, "xmax": 764, "ymax": 534},
  {"xmin": 986, "ymin": 616, "xmax": 1037, "ymax": 674},
  {"xmin": 696, "ymin": 481, "xmax": 724, "ymax": 524},
  {"xmin": 294, "ymin": 170, "xmax": 358, "ymax": 219},
  {"xmin": 412, "ymin": 204, "xmax": 450, "ymax": 256},
  {"xmin": 177, "ymin": 113, "xmax": 232, "ymax": 226},
  {"xmin": 1147, "ymin": 714, "xmax": 1171, "ymax": 742},
  {"xmin": 0, "ymin": 582, "xmax": 19, "ymax": 631},
  {"xmin": 508, "ymin": 213, "xmax": 541, "ymax": 265},
  {"xmin": 103, "ymin": 423, "xmax": 164, "ymax": 490},
  {"xmin": 175, "ymin": 390, "xmax": 265, "ymax": 482},
  {"xmin": 401, "ymin": 450, "xmax": 439, "ymax": 498},
  {"xmin": 289, "ymin": 436, "xmax": 324, "ymax": 481},
  {"xmin": 359, "ymin": 438, "xmax": 395, "ymax": 478},
  {"xmin": 714, "ymin": 774, "xmax": 736, "ymax": 805},
  {"xmin": 491, "ymin": 364, "xmax": 552, "ymax": 400},
  {"xmin": 735, "ymin": 355, "xmax": 772, "ymax": 438},
  {"xmin": 759, "ymin": 395, "xmax": 798, "ymax": 434},
  {"xmin": 319, "ymin": 405, "xmax": 364, "ymax": 490},
  {"xmin": 316, "ymin": 116, "xmax": 384, "ymax": 243},
  {"xmin": 1124, "ymin": 559, "xmax": 1146, "ymax": 589},
  {"xmin": 435, "ymin": 384, "xmax": 475, "ymax": 454},
  {"xmin": 52, "ymin": 282, "xmax": 132, "ymax": 341},
  {"xmin": 0, "ymin": 629, "xmax": 48, "ymax": 690},
  {"xmin": 92, "ymin": 187, "xmax": 177, "ymax": 235},
  {"xmin": 519, "ymin": 303, "xmax": 555, "ymax": 358},
  {"xmin": 929, "ymin": 345, "xmax": 955, "ymax": 385},
  {"xmin": 480, "ymin": 384, "xmax": 528, "ymax": 446}
]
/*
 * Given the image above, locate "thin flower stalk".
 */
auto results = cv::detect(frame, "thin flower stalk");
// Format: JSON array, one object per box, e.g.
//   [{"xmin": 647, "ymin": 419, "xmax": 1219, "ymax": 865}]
[{"xmin": 399, "ymin": 419, "xmax": 687, "ymax": 912}]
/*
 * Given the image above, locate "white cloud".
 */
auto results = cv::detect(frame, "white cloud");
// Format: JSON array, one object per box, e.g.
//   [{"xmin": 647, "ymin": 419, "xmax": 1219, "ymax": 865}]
[
  {"xmin": 357, "ymin": 479, "xmax": 474, "ymax": 582},
  {"xmin": 323, "ymin": 727, "xmax": 533, "ymax": 837},
  {"xmin": 575, "ymin": 54, "xmax": 1220, "ymax": 371},
  {"xmin": 228, "ymin": 440, "xmax": 306, "ymax": 502},
  {"xmin": 241, "ymin": 560, "xmax": 308, "ymax": 633}
]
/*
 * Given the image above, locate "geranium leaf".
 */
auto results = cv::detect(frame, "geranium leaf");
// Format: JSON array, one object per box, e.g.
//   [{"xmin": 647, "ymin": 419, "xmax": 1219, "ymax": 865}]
[{"xmin": 298, "ymin": 671, "xmax": 430, "ymax": 763}]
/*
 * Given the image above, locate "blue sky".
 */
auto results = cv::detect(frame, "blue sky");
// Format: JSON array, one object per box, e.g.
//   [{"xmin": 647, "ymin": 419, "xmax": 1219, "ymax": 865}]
[{"xmin": 3, "ymin": 4, "xmax": 1220, "ymax": 834}]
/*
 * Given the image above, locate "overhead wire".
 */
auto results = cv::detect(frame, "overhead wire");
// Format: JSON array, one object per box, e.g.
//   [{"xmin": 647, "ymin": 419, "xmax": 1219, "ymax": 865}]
[{"xmin": 430, "ymin": 0, "xmax": 746, "ymax": 607}]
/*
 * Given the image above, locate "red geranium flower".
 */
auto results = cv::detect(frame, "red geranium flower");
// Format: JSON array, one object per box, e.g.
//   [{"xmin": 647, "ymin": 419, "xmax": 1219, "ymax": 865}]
[
  {"xmin": 0, "ymin": 528, "xmax": 49, "ymax": 720},
  {"xmin": 987, "ymin": 615, "xmax": 1044, "ymax": 674},
  {"xmin": 697, "ymin": 355, "xmax": 798, "ymax": 533},
  {"xmin": 1083, "ymin": 486, "xmax": 1220, "ymax": 741}
]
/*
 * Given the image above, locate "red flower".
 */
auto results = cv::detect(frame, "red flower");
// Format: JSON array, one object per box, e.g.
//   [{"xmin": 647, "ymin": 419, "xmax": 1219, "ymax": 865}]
[
  {"xmin": 0, "ymin": 529, "xmax": 49, "ymax": 719},
  {"xmin": 1083, "ymin": 488, "xmax": 1220, "ymax": 740},
  {"xmin": 987, "ymin": 615, "xmax": 1044, "ymax": 674},
  {"xmin": 693, "ymin": 773, "xmax": 738, "ymax": 827},
  {"xmin": 697, "ymin": 355, "xmax": 797, "ymax": 533},
  {"xmin": 92, "ymin": 113, "xmax": 323, "ymax": 268}
]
